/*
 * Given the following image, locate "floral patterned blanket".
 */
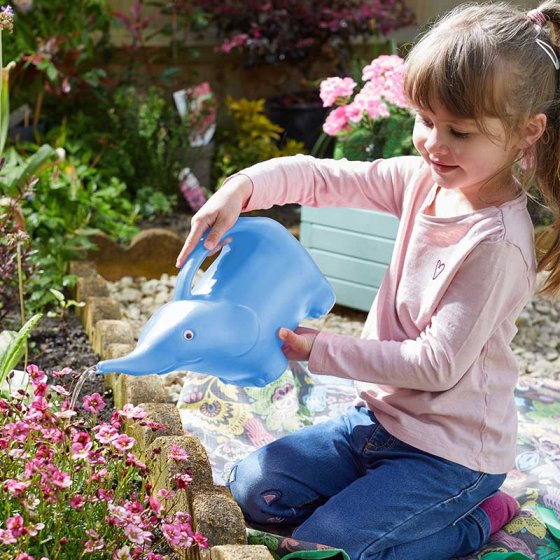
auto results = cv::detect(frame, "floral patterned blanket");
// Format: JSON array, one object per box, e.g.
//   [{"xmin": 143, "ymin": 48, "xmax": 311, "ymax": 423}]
[{"xmin": 177, "ymin": 364, "xmax": 560, "ymax": 559}]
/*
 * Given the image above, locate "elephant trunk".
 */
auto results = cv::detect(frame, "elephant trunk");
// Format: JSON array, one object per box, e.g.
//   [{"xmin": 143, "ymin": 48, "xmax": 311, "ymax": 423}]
[{"xmin": 96, "ymin": 344, "xmax": 174, "ymax": 376}]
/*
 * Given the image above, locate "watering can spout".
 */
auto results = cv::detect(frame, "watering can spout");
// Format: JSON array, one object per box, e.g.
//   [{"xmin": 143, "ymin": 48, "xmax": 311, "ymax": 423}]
[{"xmin": 96, "ymin": 345, "xmax": 174, "ymax": 376}]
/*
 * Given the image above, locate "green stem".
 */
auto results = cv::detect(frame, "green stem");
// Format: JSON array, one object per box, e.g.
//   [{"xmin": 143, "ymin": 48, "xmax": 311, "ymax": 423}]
[{"xmin": 16, "ymin": 242, "xmax": 28, "ymax": 367}]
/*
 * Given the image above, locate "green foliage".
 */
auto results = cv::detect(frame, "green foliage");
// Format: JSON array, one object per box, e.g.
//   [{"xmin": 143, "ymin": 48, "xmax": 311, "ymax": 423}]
[
  {"xmin": 334, "ymin": 106, "xmax": 416, "ymax": 162},
  {"xmin": 213, "ymin": 97, "xmax": 305, "ymax": 187},
  {"xmin": 1, "ymin": 143, "xmax": 138, "ymax": 313},
  {"xmin": 0, "ymin": 313, "xmax": 42, "ymax": 391},
  {"xmin": 108, "ymin": 86, "xmax": 189, "ymax": 199},
  {"xmin": 4, "ymin": 0, "xmax": 112, "ymax": 122}
]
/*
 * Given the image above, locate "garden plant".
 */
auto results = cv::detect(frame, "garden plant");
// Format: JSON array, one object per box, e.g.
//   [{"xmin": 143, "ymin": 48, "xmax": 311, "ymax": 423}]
[
  {"xmin": 0, "ymin": 363, "xmax": 208, "ymax": 559},
  {"xmin": 319, "ymin": 53, "xmax": 416, "ymax": 161}
]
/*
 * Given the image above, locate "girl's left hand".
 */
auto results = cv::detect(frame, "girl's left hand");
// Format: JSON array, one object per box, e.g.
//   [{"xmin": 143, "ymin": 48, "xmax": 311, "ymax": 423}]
[{"xmin": 278, "ymin": 326, "xmax": 320, "ymax": 361}]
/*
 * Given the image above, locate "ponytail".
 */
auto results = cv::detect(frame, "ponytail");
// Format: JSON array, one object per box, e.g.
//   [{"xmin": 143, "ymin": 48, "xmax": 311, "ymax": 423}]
[{"xmin": 533, "ymin": 2, "xmax": 560, "ymax": 299}]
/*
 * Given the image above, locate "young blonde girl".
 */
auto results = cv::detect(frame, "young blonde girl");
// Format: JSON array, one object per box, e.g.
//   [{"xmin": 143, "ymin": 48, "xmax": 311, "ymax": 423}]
[{"xmin": 176, "ymin": 2, "xmax": 560, "ymax": 558}]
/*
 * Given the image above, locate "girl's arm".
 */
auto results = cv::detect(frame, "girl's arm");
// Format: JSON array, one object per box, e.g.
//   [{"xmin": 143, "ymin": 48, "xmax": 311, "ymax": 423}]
[
  {"xmin": 238, "ymin": 154, "xmax": 421, "ymax": 217},
  {"xmin": 306, "ymin": 242, "xmax": 532, "ymax": 391}
]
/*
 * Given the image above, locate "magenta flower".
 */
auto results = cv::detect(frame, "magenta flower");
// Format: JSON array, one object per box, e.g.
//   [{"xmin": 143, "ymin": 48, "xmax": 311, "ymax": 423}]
[
  {"xmin": 70, "ymin": 495, "xmax": 85, "ymax": 510},
  {"xmin": 173, "ymin": 472, "xmax": 192, "ymax": 490},
  {"xmin": 6, "ymin": 514, "xmax": 25, "ymax": 537},
  {"xmin": 83, "ymin": 392, "xmax": 106, "ymax": 413}
]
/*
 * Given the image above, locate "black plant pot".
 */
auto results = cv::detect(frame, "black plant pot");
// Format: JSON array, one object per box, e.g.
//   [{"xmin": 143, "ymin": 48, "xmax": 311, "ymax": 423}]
[{"xmin": 265, "ymin": 91, "xmax": 329, "ymax": 151}]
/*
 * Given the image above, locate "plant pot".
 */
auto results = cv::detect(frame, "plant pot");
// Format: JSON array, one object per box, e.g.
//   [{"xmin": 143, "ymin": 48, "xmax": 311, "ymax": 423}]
[{"xmin": 265, "ymin": 91, "xmax": 329, "ymax": 151}]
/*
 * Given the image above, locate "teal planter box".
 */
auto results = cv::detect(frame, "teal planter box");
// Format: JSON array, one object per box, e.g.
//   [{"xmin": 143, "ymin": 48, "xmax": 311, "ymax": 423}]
[{"xmin": 300, "ymin": 207, "xmax": 399, "ymax": 312}]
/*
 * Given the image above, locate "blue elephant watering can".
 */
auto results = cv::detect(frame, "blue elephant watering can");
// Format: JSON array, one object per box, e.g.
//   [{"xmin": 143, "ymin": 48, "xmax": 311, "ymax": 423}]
[{"xmin": 96, "ymin": 217, "xmax": 336, "ymax": 387}]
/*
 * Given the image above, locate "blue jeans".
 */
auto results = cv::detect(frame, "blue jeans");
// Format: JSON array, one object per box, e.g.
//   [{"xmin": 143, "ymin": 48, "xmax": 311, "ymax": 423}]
[{"xmin": 227, "ymin": 405, "xmax": 505, "ymax": 560}]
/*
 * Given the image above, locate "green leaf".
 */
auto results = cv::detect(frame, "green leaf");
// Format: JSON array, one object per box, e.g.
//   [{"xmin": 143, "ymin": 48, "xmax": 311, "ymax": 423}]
[
  {"xmin": 0, "ymin": 313, "xmax": 43, "ymax": 386},
  {"xmin": 49, "ymin": 288, "xmax": 65, "ymax": 302}
]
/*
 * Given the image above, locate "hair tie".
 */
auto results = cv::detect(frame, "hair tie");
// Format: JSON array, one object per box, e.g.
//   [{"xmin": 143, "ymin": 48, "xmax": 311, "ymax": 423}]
[{"xmin": 527, "ymin": 8, "xmax": 548, "ymax": 27}]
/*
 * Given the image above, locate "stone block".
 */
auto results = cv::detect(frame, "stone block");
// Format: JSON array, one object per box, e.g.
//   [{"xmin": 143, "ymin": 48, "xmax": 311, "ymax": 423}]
[
  {"xmin": 83, "ymin": 296, "xmax": 122, "ymax": 339},
  {"xmin": 124, "ymin": 402, "xmax": 182, "ymax": 453},
  {"xmin": 87, "ymin": 229, "xmax": 184, "ymax": 281},
  {"xmin": 114, "ymin": 375, "xmax": 169, "ymax": 409},
  {"xmin": 102, "ymin": 343, "xmax": 135, "ymax": 390},
  {"xmin": 68, "ymin": 260, "xmax": 97, "ymax": 278},
  {"xmin": 92, "ymin": 320, "xmax": 134, "ymax": 358},
  {"xmin": 146, "ymin": 435, "xmax": 214, "ymax": 499},
  {"xmin": 191, "ymin": 487, "xmax": 247, "ymax": 549},
  {"xmin": 75, "ymin": 273, "xmax": 110, "ymax": 303},
  {"xmin": 210, "ymin": 545, "xmax": 274, "ymax": 560}
]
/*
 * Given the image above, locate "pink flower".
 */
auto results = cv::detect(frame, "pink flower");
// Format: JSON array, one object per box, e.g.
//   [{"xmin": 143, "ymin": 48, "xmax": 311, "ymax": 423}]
[
  {"xmin": 168, "ymin": 444, "xmax": 189, "ymax": 462},
  {"xmin": 173, "ymin": 472, "xmax": 193, "ymax": 490},
  {"xmin": 112, "ymin": 434, "xmax": 135, "ymax": 452},
  {"xmin": 194, "ymin": 531, "xmax": 209, "ymax": 548},
  {"xmin": 221, "ymin": 33, "xmax": 248, "ymax": 53},
  {"xmin": 50, "ymin": 384, "xmax": 70, "ymax": 396},
  {"xmin": 162, "ymin": 522, "xmax": 193, "ymax": 548},
  {"xmin": 6, "ymin": 514, "xmax": 26, "ymax": 537},
  {"xmin": 118, "ymin": 404, "xmax": 147, "ymax": 420},
  {"xmin": 124, "ymin": 523, "xmax": 152, "ymax": 545},
  {"xmin": 52, "ymin": 367, "xmax": 72, "ymax": 378},
  {"xmin": 323, "ymin": 106, "xmax": 351, "ymax": 136},
  {"xmin": 149, "ymin": 496, "xmax": 162, "ymax": 514},
  {"xmin": 83, "ymin": 392, "xmax": 106, "ymax": 413},
  {"xmin": 114, "ymin": 546, "xmax": 132, "ymax": 560},
  {"xmin": 84, "ymin": 528, "xmax": 105, "ymax": 552},
  {"xmin": 49, "ymin": 466, "xmax": 72, "ymax": 489},
  {"xmin": 4, "ymin": 479, "xmax": 30, "ymax": 497},
  {"xmin": 14, "ymin": 554, "xmax": 34, "ymax": 560},
  {"xmin": 9, "ymin": 421, "xmax": 30, "ymax": 442},
  {"xmin": 70, "ymin": 495, "xmax": 85, "ymax": 510},
  {"xmin": 93, "ymin": 423, "xmax": 119, "ymax": 444},
  {"xmin": 320, "ymin": 77, "xmax": 357, "ymax": 107},
  {"xmin": 27, "ymin": 364, "xmax": 47, "ymax": 384},
  {"xmin": 0, "ymin": 528, "xmax": 17, "ymax": 544},
  {"xmin": 157, "ymin": 488, "xmax": 176, "ymax": 500}
]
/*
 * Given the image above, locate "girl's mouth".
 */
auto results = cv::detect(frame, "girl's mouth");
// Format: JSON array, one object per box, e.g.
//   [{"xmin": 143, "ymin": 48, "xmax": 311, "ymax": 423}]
[{"xmin": 430, "ymin": 160, "xmax": 458, "ymax": 173}]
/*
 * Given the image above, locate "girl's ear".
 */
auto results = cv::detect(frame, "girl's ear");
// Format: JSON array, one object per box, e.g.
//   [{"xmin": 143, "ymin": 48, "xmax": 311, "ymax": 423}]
[{"xmin": 519, "ymin": 113, "xmax": 547, "ymax": 149}]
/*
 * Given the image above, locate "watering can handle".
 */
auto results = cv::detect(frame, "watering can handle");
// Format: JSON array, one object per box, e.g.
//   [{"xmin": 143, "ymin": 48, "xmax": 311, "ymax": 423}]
[{"xmin": 174, "ymin": 222, "xmax": 242, "ymax": 300}]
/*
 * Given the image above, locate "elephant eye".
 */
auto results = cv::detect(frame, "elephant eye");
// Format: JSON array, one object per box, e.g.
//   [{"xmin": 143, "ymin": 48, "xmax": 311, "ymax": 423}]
[{"xmin": 183, "ymin": 329, "xmax": 194, "ymax": 341}]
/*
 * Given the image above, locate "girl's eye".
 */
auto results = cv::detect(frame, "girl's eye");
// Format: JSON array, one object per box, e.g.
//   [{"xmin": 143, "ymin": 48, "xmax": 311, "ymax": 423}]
[
  {"xmin": 417, "ymin": 115, "xmax": 433, "ymax": 127},
  {"xmin": 450, "ymin": 129, "xmax": 470, "ymax": 139}
]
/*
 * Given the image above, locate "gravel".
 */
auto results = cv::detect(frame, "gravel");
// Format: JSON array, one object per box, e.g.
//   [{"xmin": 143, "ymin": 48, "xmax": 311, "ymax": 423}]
[{"xmin": 107, "ymin": 272, "xmax": 560, "ymax": 402}]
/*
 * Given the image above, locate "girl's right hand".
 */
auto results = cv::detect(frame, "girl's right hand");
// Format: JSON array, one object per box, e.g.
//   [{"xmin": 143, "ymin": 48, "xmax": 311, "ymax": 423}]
[{"xmin": 175, "ymin": 174, "xmax": 253, "ymax": 268}]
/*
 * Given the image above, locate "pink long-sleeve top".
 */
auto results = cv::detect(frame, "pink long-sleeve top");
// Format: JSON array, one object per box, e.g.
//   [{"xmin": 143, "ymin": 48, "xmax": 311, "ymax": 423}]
[{"xmin": 240, "ymin": 155, "xmax": 536, "ymax": 474}]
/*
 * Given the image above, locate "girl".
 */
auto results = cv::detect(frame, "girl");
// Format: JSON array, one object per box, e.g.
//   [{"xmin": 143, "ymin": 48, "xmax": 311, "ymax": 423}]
[{"xmin": 176, "ymin": 2, "xmax": 560, "ymax": 559}]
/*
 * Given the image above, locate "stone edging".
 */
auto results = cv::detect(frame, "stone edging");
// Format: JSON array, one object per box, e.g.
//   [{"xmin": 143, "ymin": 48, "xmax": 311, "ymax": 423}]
[{"xmin": 69, "ymin": 259, "xmax": 273, "ymax": 560}]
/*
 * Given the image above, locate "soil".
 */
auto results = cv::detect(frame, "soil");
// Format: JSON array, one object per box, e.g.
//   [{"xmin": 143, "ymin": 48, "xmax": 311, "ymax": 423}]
[{"xmin": 8, "ymin": 312, "xmax": 113, "ymax": 421}]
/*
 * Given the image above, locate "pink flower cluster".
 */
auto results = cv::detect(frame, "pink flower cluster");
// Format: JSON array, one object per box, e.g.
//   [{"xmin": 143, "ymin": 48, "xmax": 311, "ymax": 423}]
[
  {"xmin": 320, "ymin": 55, "xmax": 410, "ymax": 136},
  {"xmin": 0, "ymin": 364, "xmax": 208, "ymax": 559}
]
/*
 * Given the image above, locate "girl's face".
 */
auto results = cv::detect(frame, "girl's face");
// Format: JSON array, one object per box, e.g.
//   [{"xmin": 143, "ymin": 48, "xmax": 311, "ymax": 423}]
[{"xmin": 412, "ymin": 100, "xmax": 521, "ymax": 198}]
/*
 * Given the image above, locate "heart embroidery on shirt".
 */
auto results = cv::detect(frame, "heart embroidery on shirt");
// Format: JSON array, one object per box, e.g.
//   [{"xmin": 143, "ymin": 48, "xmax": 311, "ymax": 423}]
[{"xmin": 433, "ymin": 260, "xmax": 445, "ymax": 280}]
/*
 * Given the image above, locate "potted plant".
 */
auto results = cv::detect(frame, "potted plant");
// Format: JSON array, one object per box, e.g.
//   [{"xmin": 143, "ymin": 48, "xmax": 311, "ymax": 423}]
[
  {"xmin": 189, "ymin": 0, "xmax": 416, "ymax": 149},
  {"xmin": 300, "ymin": 54, "xmax": 416, "ymax": 311}
]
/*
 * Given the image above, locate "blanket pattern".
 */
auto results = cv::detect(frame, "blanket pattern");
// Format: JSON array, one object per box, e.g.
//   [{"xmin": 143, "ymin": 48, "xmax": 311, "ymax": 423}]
[{"xmin": 177, "ymin": 367, "xmax": 560, "ymax": 559}]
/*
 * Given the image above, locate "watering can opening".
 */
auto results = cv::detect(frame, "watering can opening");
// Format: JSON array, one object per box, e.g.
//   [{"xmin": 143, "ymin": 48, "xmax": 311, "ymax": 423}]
[{"xmin": 96, "ymin": 217, "xmax": 336, "ymax": 386}]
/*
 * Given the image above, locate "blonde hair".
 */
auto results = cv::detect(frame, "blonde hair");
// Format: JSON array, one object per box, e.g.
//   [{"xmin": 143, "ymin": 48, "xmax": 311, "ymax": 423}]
[{"xmin": 404, "ymin": 2, "xmax": 560, "ymax": 299}]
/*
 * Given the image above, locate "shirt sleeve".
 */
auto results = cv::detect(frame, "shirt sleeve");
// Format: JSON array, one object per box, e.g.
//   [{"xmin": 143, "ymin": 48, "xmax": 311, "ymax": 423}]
[
  {"xmin": 308, "ymin": 242, "xmax": 532, "ymax": 391},
  {"xmin": 237, "ymin": 154, "xmax": 422, "ymax": 218}
]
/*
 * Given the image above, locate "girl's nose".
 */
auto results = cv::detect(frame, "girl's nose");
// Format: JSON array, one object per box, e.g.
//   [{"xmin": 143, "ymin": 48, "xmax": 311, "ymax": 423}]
[{"xmin": 424, "ymin": 128, "xmax": 448, "ymax": 155}]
